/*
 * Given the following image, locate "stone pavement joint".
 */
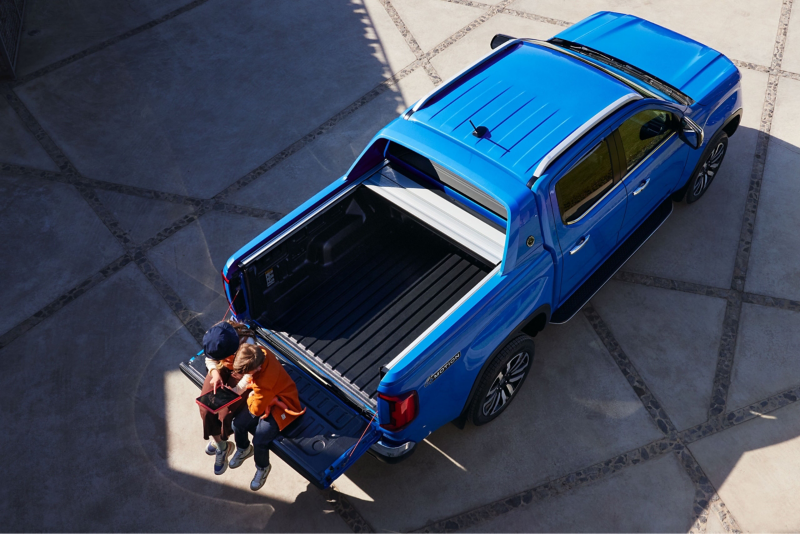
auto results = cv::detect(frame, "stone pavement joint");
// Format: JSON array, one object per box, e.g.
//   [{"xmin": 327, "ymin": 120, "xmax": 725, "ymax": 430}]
[
  {"xmin": 676, "ymin": 446, "xmax": 742, "ymax": 534},
  {"xmin": 613, "ymin": 271, "xmax": 733, "ymax": 300},
  {"xmin": 323, "ymin": 488, "xmax": 375, "ymax": 533},
  {"xmin": 420, "ymin": 0, "xmax": 516, "ymax": 62},
  {"xmin": 500, "ymin": 7, "xmax": 572, "ymax": 28},
  {"xmin": 708, "ymin": 293, "xmax": 744, "ymax": 418},
  {"xmin": 714, "ymin": 0, "xmax": 793, "ymax": 423},
  {"xmin": 0, "ymin": 254, "xmax": 132, "ymax": 351},
  {"xmin": 413, "ymin": 438, "xmax": 676, "ymax": 532},
  {"xmin": 582, "ymin": 304, "xmax": 679, "ymax": 438},
  {"xmin": 681, "ymin": 384, "xmax": 800, "ymax": 445},
  {"xmin": 3, "ymin": 84, "xmax": 210, "ymax": 346},
  {"xmin": 378, "ymin": 0, "xmax": 443, "ymax": 85},
  {"xmin": 211, "ymin": 63, "xmax": 423, "ymax": 200},
  {"xmin": 10, "ymin": 0, "xmax": 211, "ymax": 88}
]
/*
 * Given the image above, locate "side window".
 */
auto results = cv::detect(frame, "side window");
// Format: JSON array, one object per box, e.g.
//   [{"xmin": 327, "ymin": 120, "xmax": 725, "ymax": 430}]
[
  {"xmin": 555, "ymin": 139, "xmax": 614, "ymax": 224},
  {"xmin": 617, "ymin": 109, "xmax": 675, "ymax": 172}
]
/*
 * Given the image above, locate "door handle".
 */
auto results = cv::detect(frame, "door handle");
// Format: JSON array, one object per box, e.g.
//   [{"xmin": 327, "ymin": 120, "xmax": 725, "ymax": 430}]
[
  {"xmin": 569, "ymin": 235, "xmax": 590, "ymax": 255},
  {"xmin": 633, "ymin": 178, "xmax": 651, "ymax": 196}
]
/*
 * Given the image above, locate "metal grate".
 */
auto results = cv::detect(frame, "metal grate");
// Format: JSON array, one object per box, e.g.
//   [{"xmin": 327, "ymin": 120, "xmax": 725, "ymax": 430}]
[{"xmin": 0, "ymin": 0, "xmax": 24, "ymax": 80}]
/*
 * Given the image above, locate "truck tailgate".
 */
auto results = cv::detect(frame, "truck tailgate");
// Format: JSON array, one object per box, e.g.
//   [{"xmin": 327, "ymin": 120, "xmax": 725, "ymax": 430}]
[{"xmin": 180, "ymin": 342, "xmax": 380, "ymax": 489}]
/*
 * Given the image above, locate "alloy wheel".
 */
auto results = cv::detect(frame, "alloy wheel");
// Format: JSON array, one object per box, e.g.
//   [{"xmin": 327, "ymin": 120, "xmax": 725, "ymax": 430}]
[
  {"xmin": 693, "ymin": 141, "xmax": 726, "ymax": 197},
  {"xmin": 482, "ymin": 351, "xmax": 530, "ymax": 417}
]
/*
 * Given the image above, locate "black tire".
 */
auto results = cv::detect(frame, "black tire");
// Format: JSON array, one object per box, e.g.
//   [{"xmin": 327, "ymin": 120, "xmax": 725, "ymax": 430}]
[
  {"xmin": 685, "ymin": 133, "xmax": 728, "ymax": 204},
  {"xmin": 470, "ymin": 336, "xmax": 535, "ymax": 426}
]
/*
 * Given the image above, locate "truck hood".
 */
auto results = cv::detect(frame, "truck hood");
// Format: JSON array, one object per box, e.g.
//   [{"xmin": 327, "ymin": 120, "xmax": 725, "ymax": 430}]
[{"xmin": 554, "ymin": 12, "xmax": 738, "ymax": 103}]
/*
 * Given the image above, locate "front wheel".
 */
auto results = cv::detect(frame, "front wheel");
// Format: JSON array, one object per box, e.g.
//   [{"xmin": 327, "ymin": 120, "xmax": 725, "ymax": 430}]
[
  {"xmin": 470, "ymin": 336, "xmax": 535, "ymax": 426},
  {"xmin": 686, "ymin": 133, "xmax": 728, "ymax": 204}
]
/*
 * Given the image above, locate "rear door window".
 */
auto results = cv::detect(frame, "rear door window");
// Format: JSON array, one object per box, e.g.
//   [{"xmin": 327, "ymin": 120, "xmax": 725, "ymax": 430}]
[
  {"xmin": 617, "ymin": 109, "xmax": 675, "ymax": 172},
  {"xmin": 555, "ymin": 139, "xmax": 614, "ymax": 224}
]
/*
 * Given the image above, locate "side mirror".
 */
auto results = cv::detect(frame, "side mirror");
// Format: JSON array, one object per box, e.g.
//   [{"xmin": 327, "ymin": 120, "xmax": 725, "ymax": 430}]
[
  {"xmin": 490, "ymin": 34, "xmax": 515, "ymax": 50},
  {"xmin": 680, "ymin": 116, "xmax": 704, "ymax": 149}
]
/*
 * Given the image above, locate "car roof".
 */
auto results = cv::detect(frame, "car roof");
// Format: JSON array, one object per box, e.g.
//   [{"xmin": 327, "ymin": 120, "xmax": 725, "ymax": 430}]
[{"xmin": 398, "ymin": 41, "xmax": 639, "ymax": 185}]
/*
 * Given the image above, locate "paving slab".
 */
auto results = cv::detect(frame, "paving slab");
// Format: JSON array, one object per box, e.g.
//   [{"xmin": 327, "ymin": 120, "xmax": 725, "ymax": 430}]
[
  {"xmin": 745, "ymin": 77, "xmax": 800, "ymax": 301},
  {"xmin": 389, "ymin": 0, "xmax": 485, "ymax": 53},
  {"xmin": 689, "ymin": 401, "xmax": 800, "ymax": 532},
  {"xmin": 704, "ymin": 508, "xmax": 728, "ymax": 533},
  {"xmin": 147, "ymin": 211, "xmax": 269, "ymax": 331},
  {"xmin": 228, "ymin": 68, "xmax": 434, "ymax": 214},
  {"xmin": 17, "ymin": 0, "xmax": 188, "ymax": 76},
  {"xmin": 0, "ymin": 173, "xmax": 123, "ymax": 336},
  {"xmin": 0, "ymin": 264, "xmax": 347, "ymax": 532},
  {"xmin": 15, "ymin": 0, "xmax": 404, "ymax": 198},
  {"xmin": 429, "ymin": 12, "xmax": 563, "ymax": 80},
  {"xmin": 623, "ymin": 68, "xmax": 768, "ymax": 288},
  {"xmin": 781, "ymin": 7, "xmax": 800, "ymax": 75},
  {"xmin": 336, "ymin": 314, "xmax": 663, "ymax": 532},
  {"xmin": 727, "ymin": 303, "xmax": 800, "ymax": 411},
  {"xmin": 509, "ymin": 0, "xmax": 782, "ymax": 67},
  {"xmin": 95, "ymin": 189, "xmax": 196, "ymax": 243},
  {"xmin": 0, "ymin": 96, "xmax": 59, "ymax": 171},
  {"xmin": 461, "ymin": 453, "xmax": 696, "ymax": 532},
  {"xmin": 591, "ymin": 281, "xmax": 727, "ymax": 430}
]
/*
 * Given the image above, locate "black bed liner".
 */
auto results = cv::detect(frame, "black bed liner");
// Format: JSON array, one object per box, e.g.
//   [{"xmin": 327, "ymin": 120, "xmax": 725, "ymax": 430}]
[{"xmin": 265, "ymin": 217, "xmax": 491, "ymax": 398}]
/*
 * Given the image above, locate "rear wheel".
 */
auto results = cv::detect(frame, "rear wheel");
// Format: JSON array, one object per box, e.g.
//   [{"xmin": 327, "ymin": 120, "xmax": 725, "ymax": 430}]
[
  {"xmin": 470, "ymin": 336, "xmax": 535, "ymax": 426},
  {"xmin": 686, "ymin": 133, "xmax": 728, "ymax": 204}
]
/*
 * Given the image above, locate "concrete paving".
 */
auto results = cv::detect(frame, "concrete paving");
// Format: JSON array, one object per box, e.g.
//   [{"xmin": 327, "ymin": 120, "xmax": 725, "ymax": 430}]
[
  {"xmin": 462, "ymin": 454, "xmax": 696, "ymax": 533},
  {"xmin": 0, "ymin": 173, "xmax": 124, "ymax": 334},
  {"xmin": 727, "ymin": 303, "xmax": 800, "ymax": 411},
  {"xmin": 690, "ymin": 401, "xmax": 800, "ymax": 533},
  {"xmin": 0, "ymin": 96, "xmax": 58, "ymax": 170},
  {"xmin": 745, "ymin": 77, "xmax": 800, "ymax": 302},
  {"xmin": 227, "ymin": 69, "xmax": 434, "ymax": 214},
  {"xmin": 17, "ymin": 0, "xmax": 189, "ymax": 76},
  {"xmin": 591, "ymin": 281, "xmax": 727, "ymax": 431},
  {"xmin": 2, "ymin": 0, "xmax": 800, "ymax": 532}
]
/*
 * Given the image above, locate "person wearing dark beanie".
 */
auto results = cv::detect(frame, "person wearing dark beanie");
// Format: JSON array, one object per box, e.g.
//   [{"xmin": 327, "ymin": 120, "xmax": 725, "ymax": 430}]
[{"xmin": 197, "ymin": 320, "xmax": 256, "ymax": 475}]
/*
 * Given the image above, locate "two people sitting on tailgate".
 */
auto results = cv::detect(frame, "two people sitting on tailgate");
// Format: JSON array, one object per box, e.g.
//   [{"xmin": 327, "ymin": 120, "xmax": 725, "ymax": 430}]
[{"xmin": 197, "ymin": 320, "xmax": 304, "ymax": 491}]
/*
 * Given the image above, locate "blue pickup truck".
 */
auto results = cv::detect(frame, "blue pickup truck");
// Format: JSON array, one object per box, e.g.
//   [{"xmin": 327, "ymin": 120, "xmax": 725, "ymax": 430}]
[{"xmin": 181, "ymin": 12, "xmax": 742, "ymax": 488}]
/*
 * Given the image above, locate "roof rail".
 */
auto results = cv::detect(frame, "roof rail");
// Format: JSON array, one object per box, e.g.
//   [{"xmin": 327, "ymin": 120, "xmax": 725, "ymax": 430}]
[
  {"xmin": 530, "ymin": 93, "xmax": 642, "ymax": 182},
  {"xmin": 402, "ymin": 38, "xmax": 522, "ymax": 120}
]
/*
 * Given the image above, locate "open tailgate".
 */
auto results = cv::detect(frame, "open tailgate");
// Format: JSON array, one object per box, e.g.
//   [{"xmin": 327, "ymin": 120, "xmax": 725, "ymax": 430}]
[{"xmin": 179, "ymin": 342, "xmax": 381, "ymax": 489}]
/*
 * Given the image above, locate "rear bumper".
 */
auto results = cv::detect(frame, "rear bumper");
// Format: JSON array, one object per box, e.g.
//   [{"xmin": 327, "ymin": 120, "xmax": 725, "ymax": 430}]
[{"xmin": 369, "ymin": 439, "xmax": 416, "ymax": 464}]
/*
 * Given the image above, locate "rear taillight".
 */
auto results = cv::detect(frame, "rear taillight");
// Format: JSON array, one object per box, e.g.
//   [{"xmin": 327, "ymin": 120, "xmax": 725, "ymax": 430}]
[{"xmin": 378, "ymin": 391, "xmax": 418, "ymax": 432}]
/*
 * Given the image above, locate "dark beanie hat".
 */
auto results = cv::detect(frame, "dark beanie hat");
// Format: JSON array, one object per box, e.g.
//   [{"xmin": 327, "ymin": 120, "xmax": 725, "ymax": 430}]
[{"xmin": 203, "ymin": 322, "xmax": 239, "ymax": 361}]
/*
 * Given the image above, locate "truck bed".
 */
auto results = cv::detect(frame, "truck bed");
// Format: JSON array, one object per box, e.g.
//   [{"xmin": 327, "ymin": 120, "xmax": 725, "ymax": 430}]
[{"xmin": 243, "ymin": 171, "xmax": 497, "ymax": 398}]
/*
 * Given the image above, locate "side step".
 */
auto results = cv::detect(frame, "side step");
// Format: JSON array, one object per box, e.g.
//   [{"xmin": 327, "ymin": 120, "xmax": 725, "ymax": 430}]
[{"xmin": 550, "ymin": 198, "xmax": 673, "ymax": 324}]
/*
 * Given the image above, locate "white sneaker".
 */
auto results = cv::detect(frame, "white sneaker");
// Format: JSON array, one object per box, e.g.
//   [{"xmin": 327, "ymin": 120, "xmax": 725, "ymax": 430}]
[
  {"xmin": 205, "ymin": 440, "xmax": 217, "ymax": 456},
  {"xmin": 229, "ymin": 445, "xmax": 254, "ymax": 469},
  {"xmin": 250, "ymin": 464, "xmax": 271, "ymax": 491},
  {"xmin": 214, "ymin": 442, "xmax": 233, "ymax": 476}
]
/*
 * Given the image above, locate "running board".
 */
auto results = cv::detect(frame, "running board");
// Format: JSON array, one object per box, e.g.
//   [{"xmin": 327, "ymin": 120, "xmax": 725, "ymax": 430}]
[{"xmin": 550, "ymin": 198, "xmax": 673, "ymax": 324}]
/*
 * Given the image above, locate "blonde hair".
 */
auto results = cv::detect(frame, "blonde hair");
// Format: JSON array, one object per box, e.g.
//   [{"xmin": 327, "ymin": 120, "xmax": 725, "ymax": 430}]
[{"xmin": 233, "ymin": 344, "xmax": 266, "ymax": 375}]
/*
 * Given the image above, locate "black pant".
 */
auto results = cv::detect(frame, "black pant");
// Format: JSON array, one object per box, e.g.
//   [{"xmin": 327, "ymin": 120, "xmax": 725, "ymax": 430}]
[{"xmin": 232, "ymin": 409, "xmax": 280, "ymax": 468}]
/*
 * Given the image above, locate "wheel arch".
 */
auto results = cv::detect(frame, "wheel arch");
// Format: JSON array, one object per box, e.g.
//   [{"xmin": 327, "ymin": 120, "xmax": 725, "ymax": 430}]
[
  {"xmin": 722, "ymin": 109, "xmax": 742, "ymax": 138},
  {"xmin": 451, "ymin": 303, "xmax": 550, "ymax": 429}
]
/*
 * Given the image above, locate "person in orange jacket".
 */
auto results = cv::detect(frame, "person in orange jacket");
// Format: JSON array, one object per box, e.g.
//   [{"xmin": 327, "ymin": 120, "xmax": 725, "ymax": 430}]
[{"xmin": 229, "ymin": 343, "xmax": 305, "ymax": 491}]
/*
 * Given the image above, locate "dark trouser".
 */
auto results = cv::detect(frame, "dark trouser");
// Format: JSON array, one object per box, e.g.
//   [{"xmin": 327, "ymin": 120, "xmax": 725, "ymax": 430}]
[{"xmin": 232, "ymin": 409, "xmax": 280, "ymax": 468}]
